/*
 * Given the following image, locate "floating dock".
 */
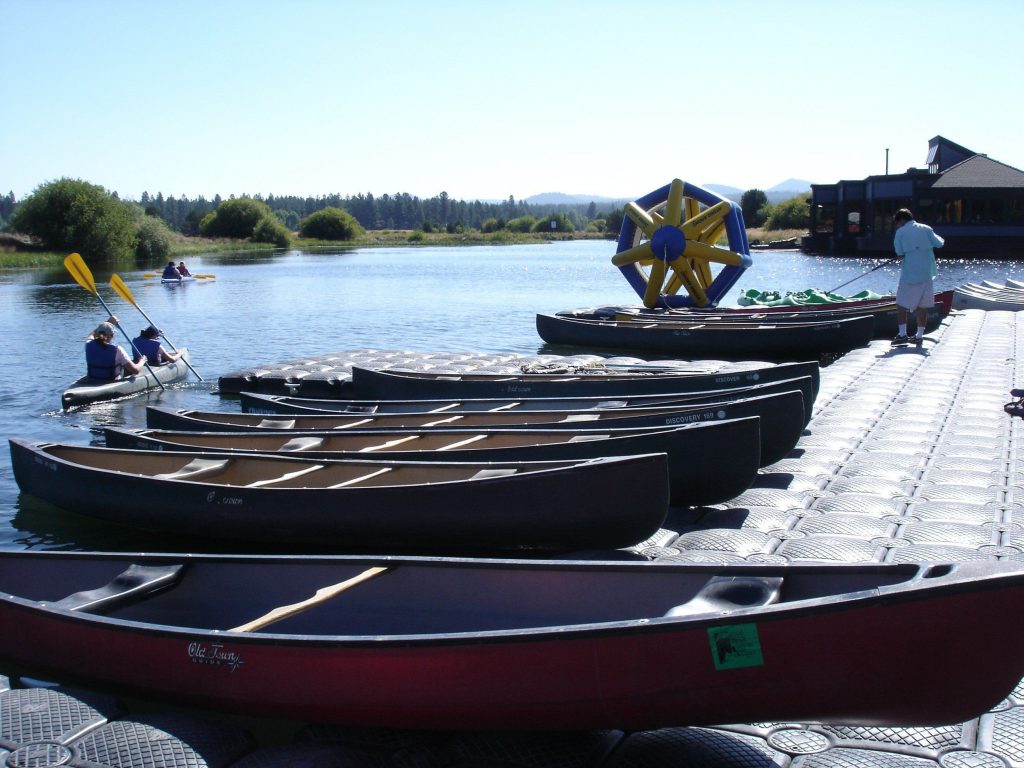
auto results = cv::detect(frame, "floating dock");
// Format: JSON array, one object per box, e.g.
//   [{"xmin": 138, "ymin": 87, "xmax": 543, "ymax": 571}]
[{"xmin": 10, "ymin": 308, "xmax": 1024, "ymax": 766}]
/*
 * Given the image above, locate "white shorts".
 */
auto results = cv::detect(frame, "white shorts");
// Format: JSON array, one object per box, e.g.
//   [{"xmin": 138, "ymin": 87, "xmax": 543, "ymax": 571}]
[{"xmin": 896, "ymin": 280, "xmax": 935, "ymax": 310}]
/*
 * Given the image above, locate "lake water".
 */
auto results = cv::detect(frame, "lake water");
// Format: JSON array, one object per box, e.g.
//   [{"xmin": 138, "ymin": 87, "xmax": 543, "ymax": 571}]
[{"xmin": 2, "ymin": 239, "xmax": 1021, "ymax": 551}]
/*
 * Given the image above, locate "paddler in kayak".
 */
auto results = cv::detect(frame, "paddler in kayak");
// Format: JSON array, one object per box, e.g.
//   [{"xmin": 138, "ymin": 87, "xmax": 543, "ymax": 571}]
[
  {"xmin": 131, "ymin": 325, "xmax": 181, "ymax": 366},
  {"xmin": 161, "ymin": 261, "xmax": 181, "ymax": 280},
  {"xmin": 85, "ymin": 318, "xmax": 146, "ymax": 380}
]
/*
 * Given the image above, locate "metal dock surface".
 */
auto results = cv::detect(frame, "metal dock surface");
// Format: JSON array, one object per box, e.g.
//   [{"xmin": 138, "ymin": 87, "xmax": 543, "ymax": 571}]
[{"xmin": 7, "ymin": 308, "xmax": 1024, "ymax": 767}]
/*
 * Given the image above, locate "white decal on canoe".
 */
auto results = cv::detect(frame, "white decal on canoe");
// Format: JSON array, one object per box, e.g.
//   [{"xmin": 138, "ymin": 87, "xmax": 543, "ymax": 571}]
[{"xmin": 188, "ymin": 641, "xmax": 244, "ymax": 671}]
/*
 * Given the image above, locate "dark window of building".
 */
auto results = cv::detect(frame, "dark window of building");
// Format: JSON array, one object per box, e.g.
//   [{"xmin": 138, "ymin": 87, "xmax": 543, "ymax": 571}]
[{"xmin": 815, "ymin": 205, "xmax": 835, "ymax": 233}]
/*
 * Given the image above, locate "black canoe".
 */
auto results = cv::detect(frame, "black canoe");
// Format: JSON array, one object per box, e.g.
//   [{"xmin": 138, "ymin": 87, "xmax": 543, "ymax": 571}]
[
  {"xmin": 351, "ymin": 360, "xmax": 820, "ymax": 401},
  {"xmin": 0, "ymin": 552, "xmax": 1022, "ymax": 729},
  {"xmin": 9, "ymin": 439, "xmax": 668, "ymax": 551},
  {"xmin": 105, "ymin": 417, "xmax": 762, "ymax": 507},
  {"xmin": 237, "ymin": 373, "xmax": 817, "ymax": 422},
  {"xmin": 61, "ymin": 349, "xmax": 191, "ymax": 409},
  {"xmin": 536, "ymin": 313, "xmax": 874, "ymax": 359},
  {"xmin": 149, "ymin": 388, "xmax": 803, "ymax": 466}
]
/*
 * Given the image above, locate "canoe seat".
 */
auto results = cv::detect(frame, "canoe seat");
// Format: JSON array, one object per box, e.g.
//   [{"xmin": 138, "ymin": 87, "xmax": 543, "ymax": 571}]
[
  {"xmin": 154, "ymin": 458, "xmax": 230, "ymax": 481},
  {"xmin": 52, "ymin": 563, "xmax": 183, "ymax": 614},
  {"xmin": 279, "ymin": 436, "xmax": 325, "ymax": 452},
  {"xmin": 664, "ymin": 576, "xmax": 783, "ymax": 618},
  {"xmin": 259, "ymin": 418, "xmax": 296, "ymax": 429},
  {"xmin": 559, "ymin": 414, "xmax": 601, "ymax": 423},
  {"xmin": 341, "ymin": 405, "xmax": 379, "ymax": 413},
  {"xmin": 470, "ymin": 468, "xmax": 518, "ymax": 480}
]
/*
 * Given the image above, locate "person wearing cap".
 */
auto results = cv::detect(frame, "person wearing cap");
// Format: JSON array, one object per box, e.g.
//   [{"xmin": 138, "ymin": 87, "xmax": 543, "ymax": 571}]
[
  {"xmin": 85, "ymin": 317, "xmax": 147, "ymax": 380},
  {"xmin": 161, "ymin": 261, "xmax": 181, "ymax": 280},
  {"xmin": 131, "ymin": 325, "xmax": 181, "ymax": 366}
]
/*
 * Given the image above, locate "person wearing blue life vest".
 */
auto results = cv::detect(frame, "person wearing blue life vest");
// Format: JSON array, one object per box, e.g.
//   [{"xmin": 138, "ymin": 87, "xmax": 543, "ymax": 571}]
[
  {"xmin": 891, "ymin": 208, "xmax": 944, "ymax": 347},
  {"xmin": 131, "ymin": 325, "xmax": 181, "ymax": 366},
  {"xmin": 85, "ymin": 318, "xmax": 146, "ymax": 380},
  {"xmin": 161, "ymin": 261, "xmax": 180, "ymax": 280}
]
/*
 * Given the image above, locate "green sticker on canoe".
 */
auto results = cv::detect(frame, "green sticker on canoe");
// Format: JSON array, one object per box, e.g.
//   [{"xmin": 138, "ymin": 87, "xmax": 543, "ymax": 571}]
[{"xmin": 708, "ymin": 623, "xmax": 764, "ymax": 670}]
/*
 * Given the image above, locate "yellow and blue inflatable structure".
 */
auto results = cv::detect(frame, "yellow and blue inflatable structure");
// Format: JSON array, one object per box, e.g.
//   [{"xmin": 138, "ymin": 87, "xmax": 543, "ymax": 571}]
[{"xmin": 613, "ymin": 178, "xmax": 753, "ymax": 308}]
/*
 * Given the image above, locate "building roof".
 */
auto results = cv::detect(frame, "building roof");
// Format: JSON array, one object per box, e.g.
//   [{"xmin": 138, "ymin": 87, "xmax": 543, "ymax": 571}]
[{"xmin": 931, "ymin": 155, "xmax": 1024, "ymax": 189}]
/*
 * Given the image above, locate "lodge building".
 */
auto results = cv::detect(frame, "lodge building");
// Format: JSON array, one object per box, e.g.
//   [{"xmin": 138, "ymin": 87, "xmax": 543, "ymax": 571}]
[{"xmin": 802, "ymin": 136, "xmax": 1024, "ymax": 256}]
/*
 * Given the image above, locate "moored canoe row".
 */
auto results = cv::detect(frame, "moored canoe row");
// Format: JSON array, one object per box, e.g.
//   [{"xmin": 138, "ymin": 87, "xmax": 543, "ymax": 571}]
[{"xmin": 953, "ymin": 280, "xmax": 1024, "ymax": 311}]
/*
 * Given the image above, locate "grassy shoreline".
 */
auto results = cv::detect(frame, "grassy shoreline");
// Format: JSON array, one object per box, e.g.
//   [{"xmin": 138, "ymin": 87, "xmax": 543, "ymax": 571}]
[{"xmin": 0, "ymin": 228, "xmax": 808, "ymax": 270}]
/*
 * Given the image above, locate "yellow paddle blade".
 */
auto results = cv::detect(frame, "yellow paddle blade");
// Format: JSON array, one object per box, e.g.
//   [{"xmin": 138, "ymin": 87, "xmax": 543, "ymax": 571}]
[
  {"xmin": 109, "ymin": 274, "xmax": 137, "ymax": 307},
  {"xmin": 63, "ymin": 253, "xmax": 97, "ymax": 294}
]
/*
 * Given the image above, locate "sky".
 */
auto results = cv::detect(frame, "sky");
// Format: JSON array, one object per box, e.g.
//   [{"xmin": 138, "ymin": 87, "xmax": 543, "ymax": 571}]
[{"xmin": 4, "ymin": 0, "xmax": 1023, "ymax": 204}]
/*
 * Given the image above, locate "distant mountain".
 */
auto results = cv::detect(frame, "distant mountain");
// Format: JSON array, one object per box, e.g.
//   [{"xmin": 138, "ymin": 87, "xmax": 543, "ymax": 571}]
[
  {"xmin": 524, "ymin": 192, "xmax": 628, "ymax": 205},
  {"xmin": 702, "ymin": 183, "xmax": 743, "ymax": 201},
  {"xmin": 523, "ymin": 180, "xmax": 812, "ymax": 208},
  {"xmin": 768, "ymin": 178, "xmax": 812, "ymax": 193}
]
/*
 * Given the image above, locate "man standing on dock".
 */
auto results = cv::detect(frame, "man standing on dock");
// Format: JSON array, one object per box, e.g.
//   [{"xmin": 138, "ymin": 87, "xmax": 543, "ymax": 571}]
[{"xmin": 891, "ymin": 208, "xmax": 944, "ymax": 347}]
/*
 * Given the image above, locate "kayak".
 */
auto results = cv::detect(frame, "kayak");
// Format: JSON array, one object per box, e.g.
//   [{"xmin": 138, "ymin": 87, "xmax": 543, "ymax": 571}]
[{"xmin": 61, "ymin": 349, "xmax": 191, "ymax": 409}]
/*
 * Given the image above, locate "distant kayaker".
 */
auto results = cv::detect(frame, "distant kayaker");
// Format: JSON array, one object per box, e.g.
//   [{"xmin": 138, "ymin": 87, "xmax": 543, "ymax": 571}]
[
  {"xmin": 176, "ymin": 261, "xmax": 192, "ymax": 277},
  {"xmin": 161, "ymin": 261, "xmax": 180, "ymax": 280},
  {"xmin": 891, "ymin": 208, "xmax": 944, "ymax": 347},
  {"xmin": 85, "ymin": 318, "xmax": 146, "ymax": 380},
  {"xmin": 131, "ymin": 325, "xmax": 181, "ymax": 366}
]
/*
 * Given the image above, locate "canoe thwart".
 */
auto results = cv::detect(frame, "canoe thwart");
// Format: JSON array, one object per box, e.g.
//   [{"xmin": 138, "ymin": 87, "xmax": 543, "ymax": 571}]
[
  {"xmin": 52, "ymin": 563, "xmax": 184, "ymax": 614},
  {"xmin": 665, "ymin": 575, "xmax": 784, "ymax": 618},
  {"xmin": 231, "ymin": 566, "xmax": 389, "ymax": 633}
]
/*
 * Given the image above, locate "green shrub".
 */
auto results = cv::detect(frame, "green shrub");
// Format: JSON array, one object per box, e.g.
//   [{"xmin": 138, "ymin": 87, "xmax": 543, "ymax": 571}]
[
  {"xmin": 298, "ymin": 207, "xmax": 364, "ymax": 240},
  {"xmin": 252, "ymin": 216, "xmax": 292, "ymax": 247},
  {"xmin": 11, "ymin": 178, "xmax": 137, "ymax": 262},
  {"xmin": 764, "ymin": 194, "xmax": 810, "ymax": 230},
  {"xmin": 531, "ymin": 213, "xmax": 574, "ymax": 233},
  {"xmin": 135, "ymin": 214, "xmax": 174, "ymax": 261},
  {"xmin": 507, "ymin": 215, "xmax": 537, "ymax": 233},
  {"xmin": 200, "ymin": 197, "xmax": 273, "ymax": 238}
]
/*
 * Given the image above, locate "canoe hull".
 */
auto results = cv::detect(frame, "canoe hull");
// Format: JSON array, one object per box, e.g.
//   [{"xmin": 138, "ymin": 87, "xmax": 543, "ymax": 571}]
[
  {"xmin": 108, "ymin": 416, "xmax": 763, "ymax": 507},
  {"xmin": 9, "ymin": 440, "xmax": 669, "ymax": 551},
  {"xmin": 536, "ymin": 313, "xmax": 875, "ymax": 359},
  {"xmin": 61, "ymin": 349, "xmax": 190, "ymax": 409},
  {"xmin": 351, "ymin": 360, "xmax": 821, "ymax": 401},
  {"xmin": 237, "ymin": 373, "xmax": 816, "ymax": 417},
  {"xmin": 0, "ymin": 552, "xmax": 1021, "ymax": 729},
  {"xmin": 149, "ymin": 387, "xmax": 804, "ymax": 466}
]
